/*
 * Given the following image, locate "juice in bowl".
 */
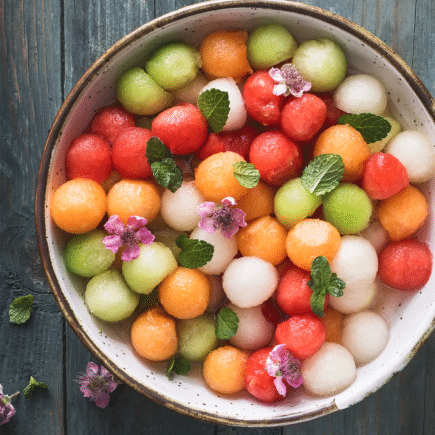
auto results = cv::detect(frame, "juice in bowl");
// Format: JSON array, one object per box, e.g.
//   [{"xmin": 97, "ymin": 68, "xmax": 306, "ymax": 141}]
[{"xmin": 35, "ymin": 0, "xmax": 435, "ymax": 426}]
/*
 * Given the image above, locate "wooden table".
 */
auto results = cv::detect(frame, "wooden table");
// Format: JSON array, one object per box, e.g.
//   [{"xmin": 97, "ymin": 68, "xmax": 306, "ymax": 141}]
[{"xmin": 1, "ymin": 0, "xmax": 434, "ymax": 433}]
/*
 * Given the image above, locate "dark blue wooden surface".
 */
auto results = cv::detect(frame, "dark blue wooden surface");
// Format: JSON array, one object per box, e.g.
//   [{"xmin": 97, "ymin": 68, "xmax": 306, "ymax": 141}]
[{"xmin": 1, "ymin": 0, "xmax": 435, "ymax": 433}]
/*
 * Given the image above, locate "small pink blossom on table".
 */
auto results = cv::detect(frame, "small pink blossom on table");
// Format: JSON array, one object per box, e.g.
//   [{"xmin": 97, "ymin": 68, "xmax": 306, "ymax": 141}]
[
  {"xmin": 0, "ymin": 384, "xmax": 19, "ymax": 426},
  {"xmin": 268, "ymin": 63, "xmax": 311, "ymax": 97},
  {"xmin": 103, "ymin": 215, "xmax": 154, "ymax": 261},
  {"xmin": 77, "ymin": 362, "xmax": 119, "ymax": 409},
  {"xmin": 265, "ymin": 344, "xmax": 303, "ymax": 396},
  {"xmin": 198, "ymin": 197, "xmax": 247, "ymax": 239}
]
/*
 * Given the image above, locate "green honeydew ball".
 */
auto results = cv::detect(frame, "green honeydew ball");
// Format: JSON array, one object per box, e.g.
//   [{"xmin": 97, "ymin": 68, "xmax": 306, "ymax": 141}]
[
  {"xmin": 247, "ymin": 23, "xmax": 297, "ymax": 70},
  {"xmin": 122, "ymin": 242, "xmax": 177, "ymax": 294},
  {"xmin": 85, "ymin": 269, "xmax": 140, "ymax": 322},
  {"xmin": 292, "ymin": 38, "xmax": 347, "ymax": 92},
  {"xmin": 368, "ymin": 116, "xmax": 402, "ymax": 154},
  {"xmin": 64, "ymin": 230, "xmax": 115, "ymax": 278},
  {"xmin": 117, "ymin": 67, "xmax": 173, "ymax": 115},
  {"xmin": 145, "ymin": 42, "xmax": 202, "ymax": 91},
  {"xmin": 274, "ymin": 177, "xmax": 322, "ymax": 229},
  {"xmin": 322, "ymin": 183, "xmax": 373, "ymax": 234},
  {"xmin": 177, "ymin": 314, "xmax": 218, "ymax": 361}
]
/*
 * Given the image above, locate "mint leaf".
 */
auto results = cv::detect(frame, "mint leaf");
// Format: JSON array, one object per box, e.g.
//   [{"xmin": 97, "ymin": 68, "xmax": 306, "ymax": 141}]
[
  {"xmin": 175, "ymin": 234, "xmax": 214, "ymax": 269},
  {"xmin": 166, "ymin": 355, "xmax": 191, "ymax": 378},
  {"xmin": 338, "ymin": 113, "xmax": 392, "ymax": 144},
  {"xmin": 307, "ymin": 256, "xmax": 345, "ymax": 317},
  {"xmin": 197, "ymin": 88, "xmax": 230, "ymax": 133},
  {"xmin": 233, "ymin": 162, "xmax": 260, "ymax": 188},
  {"xmin": 23, "ymin": 376, "xmax": 49, "ymax": 399},
  {"xmin": 9, "ymin": 294, "xmax": 34, "ymax": 324},
  {"xmin": 215, "ymin": 307, "xmax": 239, "ymax": 340},
  {"xmin": 151, "ymin": 158, "xmax": 183, "ymax": 193},
  {"xmin": 146, "ymin": 137, "xmax": 172, "ymax": 164},
  {"xmin": 301, "ymin": 154, "xmax": 345, "ymax": 196}
]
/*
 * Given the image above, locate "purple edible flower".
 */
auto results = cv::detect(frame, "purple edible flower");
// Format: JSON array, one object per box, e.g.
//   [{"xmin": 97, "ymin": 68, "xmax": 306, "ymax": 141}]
[
  {"xmin": 0, "ymin": 384, "xmax": 19, "ymax": 426},
  {"xmin": 268, "ymin": 63, "xmax": 311, "ymax": 97},
  {"xmin": 265, "ymin": 344, "xmax": 303, "ymax": 396},
  {"xmin": 77, "ymin": 362, "xmax": 119, "ymax": 409},
  {"xmin": 103, "ymin": 215, "xmax": 155, "ymax": 262},
  {"xmin": 198, "ymin": 197, "xmax": 247, "ymax": 239}
]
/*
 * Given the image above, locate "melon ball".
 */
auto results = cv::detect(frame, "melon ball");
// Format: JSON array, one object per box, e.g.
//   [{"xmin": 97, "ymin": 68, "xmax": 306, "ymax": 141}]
[
  {"xmin": 341, "ymin": 311, "xmax": 389, "ymax": 365},
  {"xmin": 199, "ymin": 78, "xmax": 247, "ymax": 131},
  {"xmin": 160, "ymin": 180, "xmax": 204, "ymax": 231},
  {"xmin": 359, "ymin": 219, "xmax": 390, "ymax": 253},
  {"xmin": 331, "ymin": 235, "xmax": 378, "ymax": 288},
  {"xmin": 206, "ymin": 275, "xmax": 226, "ymax": 313},
  {"xmin": 173, "ymin": 71, "xmax": 209, "ymax": 105},
  {"xmin": 329, "ymin": 281, "xmax": 377, "ymax": 314},
  {"xmin": 302, "ymin": 342, "xmax": 356, "ymax": 396},
  {"xmin": 333, "ymin": 74, "xmax": 388, "ymax": 115},
  {"xmin": 384, "ymin": 130, "xmax": 435, "ymax": 183},
  {"xmin": 222, "ymin": 257, "xmax": 279, "ymax": 308},
  {"xmin": 190, "ymin": 227, "xmax": 238, "ymax": 275},
  {"xmin": 227, "ymin": 303, "xmax": 275, "ymax": 351}
]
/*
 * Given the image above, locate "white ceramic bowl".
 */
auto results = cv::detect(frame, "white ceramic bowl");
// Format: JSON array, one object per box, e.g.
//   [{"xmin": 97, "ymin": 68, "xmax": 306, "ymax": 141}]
[{"xmin": 35, "ymin": 0, "xmax": 435, "ymax": 426}]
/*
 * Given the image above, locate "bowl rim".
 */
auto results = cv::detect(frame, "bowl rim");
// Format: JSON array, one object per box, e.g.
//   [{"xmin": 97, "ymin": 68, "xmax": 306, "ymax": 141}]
[{"xmin": 35, "ymin": 0, "xmax": 435, "ymax": 427}]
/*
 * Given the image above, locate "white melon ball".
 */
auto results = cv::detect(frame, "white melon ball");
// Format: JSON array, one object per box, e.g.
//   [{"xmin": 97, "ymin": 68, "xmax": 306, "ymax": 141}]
[
  {"xmin": 332, "ymin": 235, "xmax": 378, "ymax": 288},
  {"xmin": 227, "ymin": 303, "xmax": 275, "ymax": 351},
  {"xmin": 222, "ymin": 257, "xmax": 279, "ymax": 308},
  {"xmin": 333, "ymin": 74, "xmax": 388, "ymax": 115},
  {"xmin": 206, "ymin": 275, "xmax": 226, "ymax": 313},
  {"xmin": 302, "ymin": 342, "xmax": 356, "ymax": 396},
  {"xmin": 384, "ymin": 130, "xmax": 435, "ymax": 183},
  {"xmin": 190, "ymin": 227, "xmax": 238, "ymax": 275},
  {"xmin": 329, "ymin": 281, "xmax": 377, "ymax": 314},
  {"xmin": 341, "ymin": 310, "xmax": 389, "ymax": 365},
  {"xmin": 359, "ymin": 219, "xmax": 390, "ymax": 253},
  {"xmin": 160, "ymin": 180, "xmax": 204, "ymax": 231},
  {"xmin": 199, "ymin": 78, "xmax": 247, "ymax": 131},
  {"xmin": 173, "ymin": 71, "xmax": 209, "ymax": 105}
]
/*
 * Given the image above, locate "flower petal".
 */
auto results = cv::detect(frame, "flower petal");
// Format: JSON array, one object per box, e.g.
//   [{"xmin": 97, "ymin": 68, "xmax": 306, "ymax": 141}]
[
  {"xmin": 273, "ymin": 377, "xmax": 288, "ymax": 397},
  {"xmin": 268, "ymin": 67, "xmax": 284, "ymax": 82},
  {"xmin": 221, "ymin": 197, "xmax": 237, "ymax": 207},
  {"xmin": 95, "ymin": 392, "xmax": 110, "ymax": 409},
  {"xmin": 272, "ymin": 83, "xmax": 288, "ymax": 96},
  {"xmin": 121, "ymin": 244, "xmax": 141, "ymax": 262},
  {"xmin": 105, "ymin": 380, "xmax": 119, "ymax": 394},
  {"xmin": 198, "ymin": 216, "xmax": 218, "ymax": 234},
  {"xmin": 86, "ymin": 362, "xmax": 99, "ymax": 377},
  {"xmin": 104, "ymin": 215, "xmax": 125, "ymax": 235},
  {"xmin": 102, "ymin": 234, "xmax": 123, "ymax": 253},
  {"xmin": 198, "ymin": 201, "xmax": 216, "ymax": 218},
  {"xmin": 135, "ymin": 227, "xmax": 155, "ymax": 245},
  {"xmin": 126, "ymin": 215, "xmax": 148, "ymax": 231}
]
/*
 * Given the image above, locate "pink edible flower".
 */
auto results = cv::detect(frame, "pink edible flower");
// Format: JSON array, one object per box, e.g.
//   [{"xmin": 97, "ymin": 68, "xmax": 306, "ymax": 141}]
[
  {"xmin": 77, "ymin": 362, "xmax": 119, "ymax": 409},
  {"xmin": 103, "ymin": 215, "xmax": 154, "ymax": 261},
  {"xmin": 198, "ymin": 197, "xmax": 247, "ymax": 239},
  {"xmin": 265, "ymin": 344, "xmax": 303, "ymax": 396},
  {"xmin": 0, "ymin": 384, "xmax": 19, "ymax": 426},
  {"xmin": 268, "ymin": 63, "xmax": 311, "ymax": 97}
]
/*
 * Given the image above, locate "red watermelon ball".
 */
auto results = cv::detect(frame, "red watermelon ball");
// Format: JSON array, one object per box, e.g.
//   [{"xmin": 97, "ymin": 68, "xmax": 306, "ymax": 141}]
[
  {"xmin": 111, "ymin": 127, "xmax": 153, "ymax": 179},
  {"xmin": 151, "ymin": 103, "xmax": 208, "ymax": 155},
  {"xmin": 90, "ymin": 105, "xmax": 135, "ymax": 145},
  {"xmin": 249, "ymin": 130, "xmax": 302, "ymax": 185},
  {"xmin": 66, "ymin": 134, "xmax": 113, "ymax": 183}
]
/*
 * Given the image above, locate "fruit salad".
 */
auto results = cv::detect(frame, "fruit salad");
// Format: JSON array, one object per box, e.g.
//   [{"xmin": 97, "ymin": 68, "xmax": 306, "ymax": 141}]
[{"xmin": 49, "ymin": 22, "xmax": 435, "ymax": 404}]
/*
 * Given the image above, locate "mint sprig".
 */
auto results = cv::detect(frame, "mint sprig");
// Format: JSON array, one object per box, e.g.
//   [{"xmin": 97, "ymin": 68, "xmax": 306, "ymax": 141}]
[
  {"xmin": 175, "ymin": 234, "xmax": 214, "ymax": 269},
  {"xmin": 166, "ymin": 355, "xmax": 191, "ymax": 378},
  {"xmin": 146, "ymin": 138, "xmax": 183, "ymax": 193},
  {"xmin": 23, "ymin": 376, "xmax": 49, "ymax": 399},
  {"xmin": 233, "ymin": 162, "xmax": 260, "ymax": 188},
  {"xmin": 9, "ymin": 294, "xmax": 34, "ymax": 324},
  {"xmin": 301, "ymin": 154, "xmax": 345, "ymax": 196},
  {"xmin": 338, "ymin": 113, "xmax": 392, "ymax": 144},
  {"xmin": 197, "ymin": 88, "xmax": 230, "ymax": 133},
  {"xmin": 307, "ymin": 256, "xmax": 345, "ymax": 317},
  {"xmin": 215, "ymin": 307, "xmax": 239, "ymax": 340}
]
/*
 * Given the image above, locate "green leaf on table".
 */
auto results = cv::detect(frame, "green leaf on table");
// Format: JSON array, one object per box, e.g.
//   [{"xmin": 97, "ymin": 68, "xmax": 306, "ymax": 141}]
[
  {"xmin": 307, "ymin": 256, "xmax": 345, "ymax": 317},
  {"xmin": 301, "ymin": 154, "xmax": 345, "ymax": 196},
  {"xmin": 175, "ymin": 234, "xmax": 214, "ymax": 269},
  {"xmin": 23, "ymin": 376, "xmax": 49, "ymax": 399},
  {"xmin": 151, "ymin": 158, "xmax": 183, "ymax": 193},
  {"xmin": 166, "ymin": 355, "xmax": 191, "ymax": 378},
  {"xmin": 338, "ymin": 113, "xmax": 392, "ymax": 144},
  {"xmin": 146, "ymin": 137, "xmax": 172, "ymax": 164},
  {"xmin": 197, "ymin": 88, "xmax": 230, "ymax": 133},
  {"xmin": 233, "ymin": 162, "xmax": 260, "ymax": 188},
  {"xmin": 215, "ymin": 307, "xmax": 239, "ymax": 340},
  {"xmin": 9, "ymin": 294, "xmax": 34, "ymax": 324}
]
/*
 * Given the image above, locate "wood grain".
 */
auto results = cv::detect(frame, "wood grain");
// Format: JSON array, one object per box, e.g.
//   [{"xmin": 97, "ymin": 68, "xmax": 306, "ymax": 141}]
[{"xmin": 1, "ymin": 0, "xmax": 434, "ymax": 433}]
